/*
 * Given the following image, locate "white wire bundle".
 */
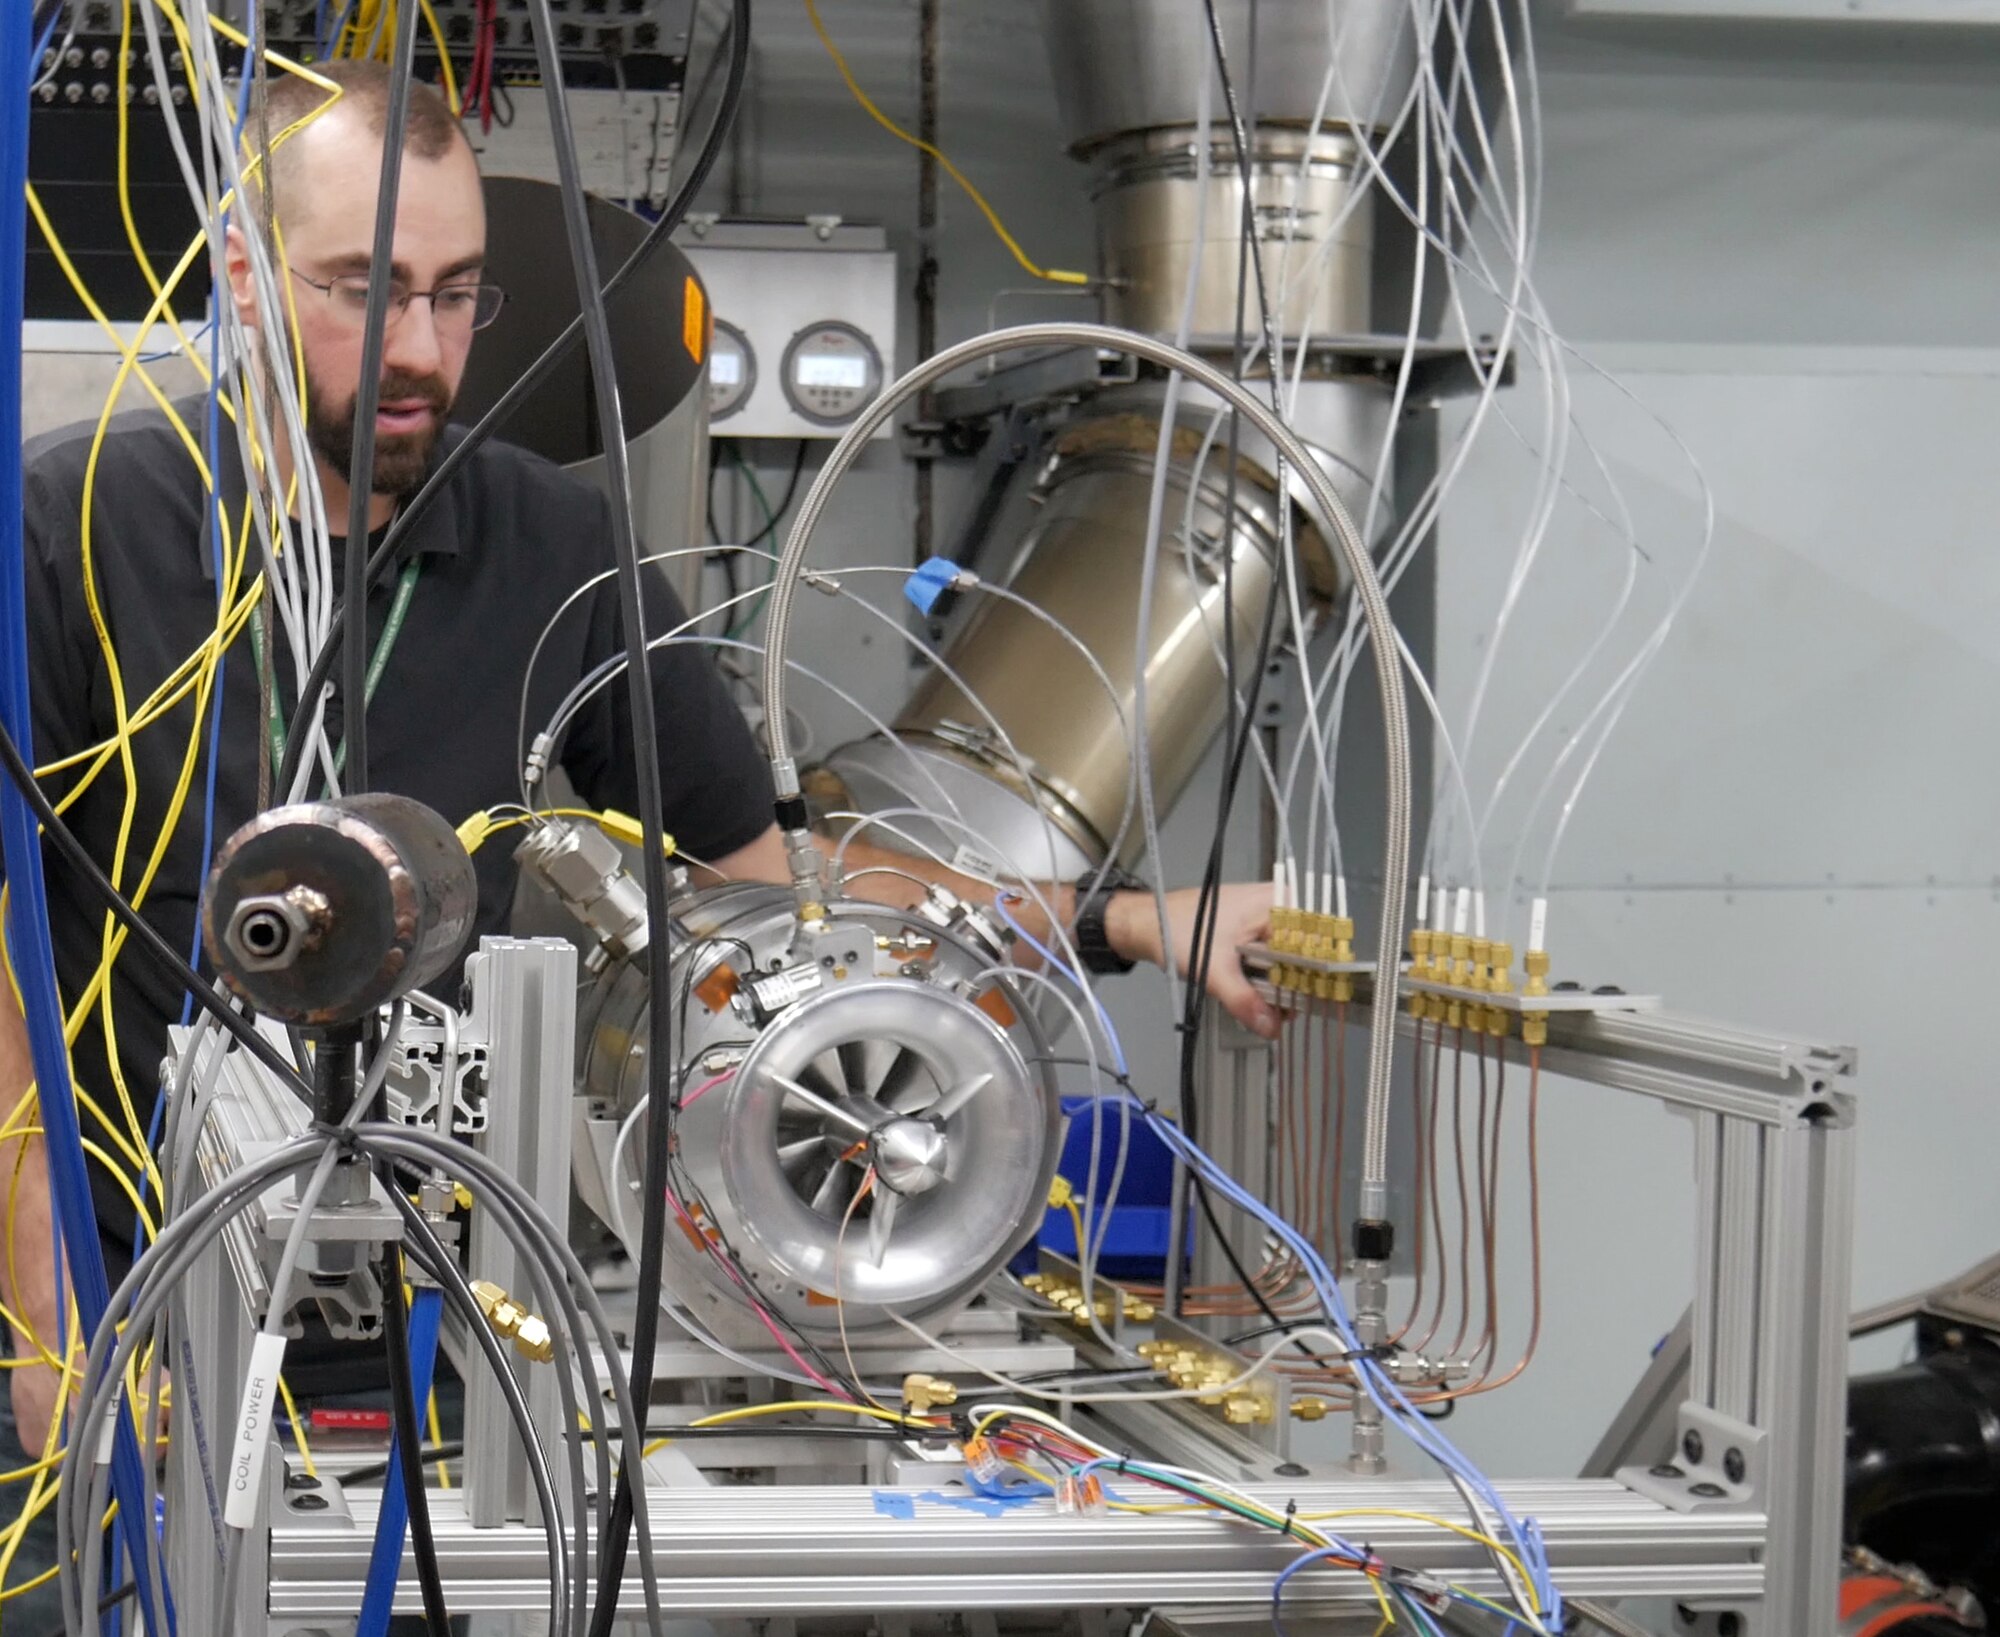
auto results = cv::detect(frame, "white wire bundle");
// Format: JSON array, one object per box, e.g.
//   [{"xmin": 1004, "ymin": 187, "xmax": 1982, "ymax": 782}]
[
  {"xmin": 1113, "ymin": 0, "xmax": 1719, "ymax": 957},
  {"xmin": 145, "ymin": 0, "xmax": 345, "ymax": 801}
]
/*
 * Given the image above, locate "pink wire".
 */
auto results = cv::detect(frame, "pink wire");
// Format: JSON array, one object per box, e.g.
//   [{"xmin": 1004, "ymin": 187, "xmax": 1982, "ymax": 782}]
[
  {"xmin": 663, "ymin": 1169, "xmax": 843, "ymax": 1394},
  {"xmin": 680, "ymin": 1070, "xmax": 734, "ymax": 1109}
]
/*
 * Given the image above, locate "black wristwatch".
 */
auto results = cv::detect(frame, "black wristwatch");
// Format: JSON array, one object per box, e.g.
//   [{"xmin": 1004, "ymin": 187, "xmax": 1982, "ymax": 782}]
[{"xmin": 1072, "ymin": 866, "xmax": 1147, "ymax": 976}]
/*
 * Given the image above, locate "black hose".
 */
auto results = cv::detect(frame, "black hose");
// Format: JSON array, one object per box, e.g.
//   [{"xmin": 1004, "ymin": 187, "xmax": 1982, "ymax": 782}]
[
  {"xmin": 1174, "ymin": 0, "xmax": 1302, "ymax": 1349},
  {"xmin": 379, "ymin": 1243, "xmax": 452, "ymax": 1635},
  {"xmin": 518, "ymin": 3, "xmax": 751, "ymax": 1631}
]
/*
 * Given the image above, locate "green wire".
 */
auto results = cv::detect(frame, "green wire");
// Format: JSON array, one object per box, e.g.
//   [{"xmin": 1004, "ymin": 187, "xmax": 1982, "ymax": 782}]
[{"xmin": 246, "ymin": 557, "xmax": 423, "ymax": 785}]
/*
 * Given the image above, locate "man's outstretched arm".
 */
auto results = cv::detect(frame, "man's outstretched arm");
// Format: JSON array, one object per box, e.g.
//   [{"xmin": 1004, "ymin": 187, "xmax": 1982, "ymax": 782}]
[{"xmin": 706, "ymin": 823, "xmax": 1279, "ymax": 1039}]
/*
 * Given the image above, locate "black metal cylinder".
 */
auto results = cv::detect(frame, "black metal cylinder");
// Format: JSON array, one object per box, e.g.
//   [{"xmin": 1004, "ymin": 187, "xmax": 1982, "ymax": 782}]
[{"xmin": 203, "ymin": 794, "xmax": 478, "ymax": 1027}]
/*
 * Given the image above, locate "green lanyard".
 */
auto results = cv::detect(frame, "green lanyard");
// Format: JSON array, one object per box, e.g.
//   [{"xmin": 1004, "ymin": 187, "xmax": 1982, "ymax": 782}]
[{"xmin": 247, "ymin": 557, "xmax": 423, "ymax": 780}]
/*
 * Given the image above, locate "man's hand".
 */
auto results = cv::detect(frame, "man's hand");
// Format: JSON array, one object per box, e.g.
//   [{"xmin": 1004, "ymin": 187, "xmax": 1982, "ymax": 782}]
[
  {"xmin": 0, "ymin": 1000, "xmax": 67, "ymax": 1458},
  {"xmin": 1107, "ymin": 883, "xmax": 1281, "ymax": 1040},
  {"xmin": 10, "ymin": 1342, "xmax": 64, "ymax": 1459}
]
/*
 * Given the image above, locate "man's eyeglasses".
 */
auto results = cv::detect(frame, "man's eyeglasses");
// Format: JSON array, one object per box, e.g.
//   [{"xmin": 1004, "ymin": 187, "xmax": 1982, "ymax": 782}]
[{"xmin": 289, "ymin": 268, "xmax": 507, "ymax": 334}]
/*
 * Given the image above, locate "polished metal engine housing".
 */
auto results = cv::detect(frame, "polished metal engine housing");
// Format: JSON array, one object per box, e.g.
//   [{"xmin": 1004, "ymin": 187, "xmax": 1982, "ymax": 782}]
[{"xmin": 568, "ymin": 879, "xmax": 1061, "ymax": 1349}]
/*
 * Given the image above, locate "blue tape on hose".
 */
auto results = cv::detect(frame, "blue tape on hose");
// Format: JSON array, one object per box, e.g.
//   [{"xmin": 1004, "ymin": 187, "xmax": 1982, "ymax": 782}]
[
  {"xmin": 355, "ymin": 1288, "xmax": 445, "ymax": 1637},
  {"xmin": 902, "ymin": 556, "xmax": 961, "ymax": 616}
]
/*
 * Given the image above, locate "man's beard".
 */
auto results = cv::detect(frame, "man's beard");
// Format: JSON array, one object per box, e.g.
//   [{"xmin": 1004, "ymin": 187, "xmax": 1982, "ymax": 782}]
[{"xmin": 305, "ymin": 368, "xmax": 453, "ymax": 504}]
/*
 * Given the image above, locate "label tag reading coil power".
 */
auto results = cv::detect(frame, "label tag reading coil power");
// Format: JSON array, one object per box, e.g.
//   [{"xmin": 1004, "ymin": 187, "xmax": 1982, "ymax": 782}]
[{"xmin": 224, "ymin": 1332, "xmax": 288, "ymax": 1528}]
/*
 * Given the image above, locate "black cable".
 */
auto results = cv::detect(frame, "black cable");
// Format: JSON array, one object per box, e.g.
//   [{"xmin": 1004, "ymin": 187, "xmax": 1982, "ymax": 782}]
[
  {"xmin": 271, "ymin": 0, "xmax": 751, "ymax": 802},
  {"xmin": 337, "ymin": 1440, "xmax": 465, "ymax": 1487},
  {"xmin": 521, "ymin": 7, "xmax": 748, "ymax": 1632},
  {"xmin": 380, "ymin": 1241, "xmax": 452, "ymax": 1636},
  {"xmin": 0, "ymin": 718, "xmax": 314, "ymax": 1101},
  {"xmin": 1172, "ymin": 0, "xmax": 1317, "ymax": 1357},
  {"xmin": 338, "ymin": 0, "xmax": 421, "ymax": 794},
  {"xmin": 32, "ymin": 1577, "xmax": 136, "ymax": 1637},
  {"xmin": 390, "ymin": 1195, "xmax": 572, "ymax": 1634}
]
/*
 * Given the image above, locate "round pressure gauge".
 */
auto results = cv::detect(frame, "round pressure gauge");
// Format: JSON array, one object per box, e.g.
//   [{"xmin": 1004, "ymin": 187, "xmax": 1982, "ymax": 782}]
[
  {"xmin": 780, "ymin": 321, "xmax": 884, "ymax": 426},
  {"xmin": 707, "ymin": 319, "xmax": 755, "ymax": 423}
]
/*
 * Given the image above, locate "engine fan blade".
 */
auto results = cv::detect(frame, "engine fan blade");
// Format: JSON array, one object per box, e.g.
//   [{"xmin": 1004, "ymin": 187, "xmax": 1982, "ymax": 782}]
[
  {"xmin": 927, "ymin": 1072, "xmax": 993, "ymax": 1124},
  {"xmin": 879, "ymin": 1049, "xmax": 938, "ymax": 1113},
  {"xmin": 771, "ymin": 1073, "xmax": 874, "ymax": 1138},
  {"xmin": 810, "ymin": 1157, "xmax": 856, "ymax": 1215},
  {"xmin": 777, "ymin": 1136, "xmax": 824, "ymax": 1178},
  {"xmin": 838, "ymin": 1038, "xmax": 901, "ymax": 1102},
  {"xmin": 866, "ymin": 1184, "xmax": 899, "ymax": 1267}
]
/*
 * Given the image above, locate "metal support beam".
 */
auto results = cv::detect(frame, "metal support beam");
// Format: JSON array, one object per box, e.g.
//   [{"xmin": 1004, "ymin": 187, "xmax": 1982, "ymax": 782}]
[
  {"xmin": 461, "ymin": 937, "xmax": 580, "ymax": 1528},
  {"xmin": 270, "ymin": 1478, "xmax": 1767, "ymax": 1621}
]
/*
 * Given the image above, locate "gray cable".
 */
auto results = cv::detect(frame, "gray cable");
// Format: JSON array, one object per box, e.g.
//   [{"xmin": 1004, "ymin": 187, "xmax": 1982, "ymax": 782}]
[
  {"xmin": 60, "ymin": 1138, "xmax": 323, "ymax": 1633},
  {"xmin": 759, "ymin": 323, "xmax": 1412, "ymax": 1215},
  {"xmin": 358, "ymin": 1127, "xmax": 666, "ymax": 1630}
]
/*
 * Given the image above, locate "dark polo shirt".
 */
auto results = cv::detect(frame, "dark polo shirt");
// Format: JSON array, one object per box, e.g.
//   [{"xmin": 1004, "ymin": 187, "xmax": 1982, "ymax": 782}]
[{"xmin": 10, "ymin": 401, "xmax": 773, "ymax": 1279}]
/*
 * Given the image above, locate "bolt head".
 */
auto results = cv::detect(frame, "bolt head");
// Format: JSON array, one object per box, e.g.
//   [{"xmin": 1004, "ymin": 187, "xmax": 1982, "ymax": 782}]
[
  {"xmin": 1723, "ymin": 1446, "xmax": 1746, "ymax": 1484},
  {"xmin": 1682, "ymin": 1428, "xmax": 1705, "ymax": 1465}
]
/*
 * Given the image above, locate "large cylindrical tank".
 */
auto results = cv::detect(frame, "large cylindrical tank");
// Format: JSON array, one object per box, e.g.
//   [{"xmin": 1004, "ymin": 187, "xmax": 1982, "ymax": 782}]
[{"xmin": 452, "ymin": 176, "xmax": 709, "ymax": 612}]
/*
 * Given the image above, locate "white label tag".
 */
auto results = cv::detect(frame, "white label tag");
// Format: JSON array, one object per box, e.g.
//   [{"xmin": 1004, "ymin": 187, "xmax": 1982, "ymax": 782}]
[
  {"xmin": 949, "ymin": 843, "xmax": 1001, "ymax": 883},
  {"xmin": 223, "ymin": 1333, "xmax": 287, "ymax": 1529},
  {"xmin": 1530, "ymin": 896, "xmax": 1549, "ymax": 953}
]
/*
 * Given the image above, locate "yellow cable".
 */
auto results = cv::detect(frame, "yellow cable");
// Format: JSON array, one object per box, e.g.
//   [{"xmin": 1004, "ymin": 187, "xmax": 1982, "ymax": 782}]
[
  {"xmin": 17, "ymin": 34, "xmax": 339, "ymax": 1260},
  {"xmin": 428, "ymin": 1388, "xmax": 450, "ymax": 1487},
  {"xmin": 1295, "ymin": 1507, "xmax": 1539, "ymax": 1606},
  {"xmin": 418, "ymin": 0, "xmax": 461, "ymax": 115},
  {"xmin": 35, "ymin": 584, "xmax": 261, "ymax": 787},
  {"xmin": 25, "ymin": 189, "xmax": 214, "ymax": 475},
  {"xmin": 279, "ymin": 1374, "xmax": 317, "ymax": 1479},
  {"xmin": 692, "ymin": 1399, "xmax": 924, "ymax": 1430},
  {"xmin": 640, "ymin": 1398, "xmax": 934, "ymax": 1456},
  {"xmin": 801, "ymin": 0, "xmax": 1088, "ymax": 287}
]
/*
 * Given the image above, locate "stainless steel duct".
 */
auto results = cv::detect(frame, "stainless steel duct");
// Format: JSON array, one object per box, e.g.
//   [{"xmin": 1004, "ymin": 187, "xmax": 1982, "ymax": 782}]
[
  {"xmin": 1038, "ymin": 0, "xmax": 1416, "ymax": 155},
  {"xmin": 1094, "ymin": 125, "xmax": 1372, "ymax": 348},
  {"xmin": 823, "ymin": 379, "xmax": 1390, "ymax": 878},
  {"xmin": 820, "ymin": 2, "xmax": 1413, "ymax": 880},
  {"xmin": 452, "ymin": 175, "xmax": 710, "ymax": 612}
]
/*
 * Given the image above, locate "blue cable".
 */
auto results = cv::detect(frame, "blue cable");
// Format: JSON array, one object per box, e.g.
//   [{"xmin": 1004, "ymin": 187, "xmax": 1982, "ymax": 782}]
[
  {"xmin": 354, "ymin": 1287, "xmax": 444, "ymax": 1637},
  {"xmin": 981, "ymin": 858, "xmax": 1553, "ymax": 1614},
  {"xmin": 989, "ymin": 892, "xmax": 1130, "ymax": 1079},
  {"xmin": 29, "ymin": 9, "xmax": 58, "ymax": 75},
  {"xmin": 0, "ymin": 13, "xmax": 173, "ymax": 1633},
  {"xmin": 1139, "ymin": 1109, "xmax": 1560, "ymax": 1627},
  {"xmin": 319, "ymin": 0, "xmax": 358, "ymax": 59}
]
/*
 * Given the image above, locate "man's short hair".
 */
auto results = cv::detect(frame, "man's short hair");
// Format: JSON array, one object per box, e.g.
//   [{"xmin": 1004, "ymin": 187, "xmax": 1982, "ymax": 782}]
[{"xmin": 243, "ymin": 59, "xmax": 467, "ymax": 234}]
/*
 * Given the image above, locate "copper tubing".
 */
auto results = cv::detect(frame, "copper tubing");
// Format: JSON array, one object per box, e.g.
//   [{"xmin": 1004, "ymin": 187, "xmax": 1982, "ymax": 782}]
[
  {"xmin": 1428, "ymin": 1045, "xmax": 1545, "ymax": 1403},
  {"xmin": 1394, "ymin": 1012, "xmax": 1430, "ymax": 1341}
]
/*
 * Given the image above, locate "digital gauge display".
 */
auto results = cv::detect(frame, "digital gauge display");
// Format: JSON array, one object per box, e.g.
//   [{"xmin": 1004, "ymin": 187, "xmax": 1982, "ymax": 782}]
[
  {"xmin": 707, "ymin": 319, "xmax": 755, "ymax": 422},
  {"xmin": 780, "ymin": 321, "xmax": 883, "ymax": 426}
]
